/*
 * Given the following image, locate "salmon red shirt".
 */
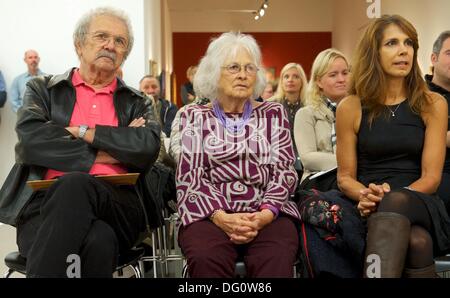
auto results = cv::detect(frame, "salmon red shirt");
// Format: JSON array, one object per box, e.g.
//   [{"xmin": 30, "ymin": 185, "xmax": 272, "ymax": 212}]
[{"xmin": 45, "ymin": 69, "xmax": 127, "ymax": 180}]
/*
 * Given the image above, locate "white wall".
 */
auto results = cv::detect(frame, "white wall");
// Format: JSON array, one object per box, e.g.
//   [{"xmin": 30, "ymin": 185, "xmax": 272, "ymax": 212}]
[
  {"xmin": 0, "ymin": 0, "xmax": 152, "ymax": 186},
  {"xmin": 162, "ymin": 0, "xmax": 173, "ymax": 101},
  {"xmin": 381, "ymin": 0, "xmax": 450, "ymax": 74},
  {"xmin": 332, "ymin": 0, "xmax": 450, "ymax": 74},
  {"xmin": 145, "ymin": 0, "xmax": 162, "ymax": 75},
  {"xmin": 332, "ymin": 0, "xmax": 369, "ymax": 62}
]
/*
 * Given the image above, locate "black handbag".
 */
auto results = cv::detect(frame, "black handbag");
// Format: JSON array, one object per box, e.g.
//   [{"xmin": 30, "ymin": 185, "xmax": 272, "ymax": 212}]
[{"xmin": 137, "ymin": 162, "xmax": 177, "ymax": 230}]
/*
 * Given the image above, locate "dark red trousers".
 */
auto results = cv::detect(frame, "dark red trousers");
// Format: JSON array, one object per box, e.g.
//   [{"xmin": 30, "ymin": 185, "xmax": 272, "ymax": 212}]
[{"xmin": 178, "ymin": 216, "xmax": 299, "ymax": 278}]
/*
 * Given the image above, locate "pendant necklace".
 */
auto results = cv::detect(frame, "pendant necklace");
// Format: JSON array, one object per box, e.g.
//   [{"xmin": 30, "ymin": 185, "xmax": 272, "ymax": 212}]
[{"xmin": 386, "ymin": 101, "xmax": 402, "ymax": 117}]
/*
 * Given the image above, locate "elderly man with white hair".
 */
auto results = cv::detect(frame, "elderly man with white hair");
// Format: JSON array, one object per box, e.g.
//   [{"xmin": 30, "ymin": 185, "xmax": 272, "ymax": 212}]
[{"xmin": 0, "ymin": 7, "xmax": 160, "ymax": 277}]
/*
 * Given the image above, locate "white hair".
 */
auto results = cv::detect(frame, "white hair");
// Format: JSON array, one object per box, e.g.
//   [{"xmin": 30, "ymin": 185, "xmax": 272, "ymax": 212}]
[
  {"xmin": 73, "ymin": 7, "xmax": 134, "ymax": 60},
  {"xmin": 194, "ymin": 32, "xmax": 266, "ymax": 100}
]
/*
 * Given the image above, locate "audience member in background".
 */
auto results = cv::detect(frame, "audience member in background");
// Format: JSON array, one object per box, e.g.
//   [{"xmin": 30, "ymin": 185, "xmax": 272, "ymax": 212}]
[
  {"xmin": 139, "ymin": 75, "xmax": 178, "ymax": 137},
  {"xmin": 0, "ymin": 69, "xmax": 6, "ymax": 106},
  {"xmin": 426, "ymin": 31, "xmax": 450, "ymax": 214},
  {"xmin": 337, "ymin": 15, "xmax": 450, "ymax": 277},
  {"xmin": 257, "ymin": 80, "xmax": 276, "ymax": 102},
  {"xmin": 0, "ymin": 69, "xmax": 6, "ymax": 125},
  {"xmin": 140, "ymin": 76, "xmax": 176, "ymax": 170},
  {"xmin": 0, "ymin": 7, "xmax": 161, "ymax": 278},
  {"xmin": 10, "ymin": 49, "xmax": 45, "ymax": 112},
  {"xmin": 180, "ymin": 65, "xmax": 198, "ymax": 106},
  {"xmin": 177, "ymin": 32, "xmax": 300, "ymax": 278},
  {"xmin": 294, "ymin": 49, "xmax": 350, "ymax": 190},
  {"xmin": 270, "ymin": 62, "xmax": 308, "ymax": 175},
  {"xmin": 265, "ymin": 69, "xmax": 275, "ymax": 83}
]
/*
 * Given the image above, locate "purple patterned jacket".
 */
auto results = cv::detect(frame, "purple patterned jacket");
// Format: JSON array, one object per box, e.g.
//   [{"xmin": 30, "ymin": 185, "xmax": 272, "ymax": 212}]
[{"xmin": 176, "ymin": 101, "xmax": 300, "ymax": 226}]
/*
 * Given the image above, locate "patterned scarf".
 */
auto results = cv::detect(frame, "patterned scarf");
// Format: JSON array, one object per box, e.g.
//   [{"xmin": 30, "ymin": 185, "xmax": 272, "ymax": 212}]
[{"xmin": 324, "ymin": 98, "xmax": 337, "ymax": 150}]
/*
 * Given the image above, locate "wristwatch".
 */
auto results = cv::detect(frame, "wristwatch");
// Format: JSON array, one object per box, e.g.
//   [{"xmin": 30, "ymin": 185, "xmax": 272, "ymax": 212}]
[{"xmin": 78, "ymin": 125, "xmax": 89, "ymax": 139}]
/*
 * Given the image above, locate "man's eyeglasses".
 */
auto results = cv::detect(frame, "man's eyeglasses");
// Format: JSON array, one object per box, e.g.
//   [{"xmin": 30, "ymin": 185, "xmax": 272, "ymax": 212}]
[
  {"xmin": 87, "ymin": 31, "xmax": 129, "ymax": 50},
  {"xmin": 222, "ymin": 63, "xmax": 259, "ymax": 75}
]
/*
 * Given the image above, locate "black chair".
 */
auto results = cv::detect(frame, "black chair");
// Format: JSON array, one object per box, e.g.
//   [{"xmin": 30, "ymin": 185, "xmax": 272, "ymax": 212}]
[
  {"xmin": 4, "ymin": 247, "xmax": 145, "ymax": 278},
  {"xmin": 182, "ymin": 261, "xmax": 247, "ymax": 278},
  {"xmin": 182, "ymin": 260, "xmax": 299, "ymax": 278}
]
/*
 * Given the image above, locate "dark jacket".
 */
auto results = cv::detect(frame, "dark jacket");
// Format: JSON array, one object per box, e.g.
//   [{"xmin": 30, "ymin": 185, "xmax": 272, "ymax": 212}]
[
  {"xmin": 180, "ymin": 82, "xmax": 195, "ymax": 106},
  {"xmin": 426, "ymin": 74, "xmax": 450, "ymax": 102},
  {"xmin": 159, "ymin": 98, "xmax": 178, "ymax": 137},
  {"xmin": 0, "ymin": 68, "xmax": 161, "ymax": 226},
  {"xmin": 426, "ymin": 74, "xmax": 450, "ymax": 172}
]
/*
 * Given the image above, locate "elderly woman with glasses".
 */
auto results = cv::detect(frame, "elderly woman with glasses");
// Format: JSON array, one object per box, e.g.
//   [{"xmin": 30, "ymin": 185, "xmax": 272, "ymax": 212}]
[{"xmin": 176, "ymin": 32, "xmax": 300, "ymax": 278}]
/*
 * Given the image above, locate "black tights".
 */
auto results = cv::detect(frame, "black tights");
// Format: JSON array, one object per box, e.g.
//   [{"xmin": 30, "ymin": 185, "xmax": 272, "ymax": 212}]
[{"xmin": 377, "ymin": 190, "xmax": 434, "ymax": 269}]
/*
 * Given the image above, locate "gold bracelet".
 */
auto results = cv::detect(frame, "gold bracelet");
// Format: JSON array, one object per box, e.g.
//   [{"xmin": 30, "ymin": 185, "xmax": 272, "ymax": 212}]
[{"xmin": 209, "ymin": 209, "xmax": 223, "ymax": 221}]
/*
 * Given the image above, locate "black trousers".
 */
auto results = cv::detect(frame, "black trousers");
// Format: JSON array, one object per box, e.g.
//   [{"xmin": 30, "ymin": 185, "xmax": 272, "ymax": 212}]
[{"xmin": 16, "ymin": 172, "xmax": 146, "ymax": 278}]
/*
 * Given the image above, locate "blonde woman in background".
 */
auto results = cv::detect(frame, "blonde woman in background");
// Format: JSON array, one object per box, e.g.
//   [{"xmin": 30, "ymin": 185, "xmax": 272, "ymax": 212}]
[
  {"xmin": 271, "ymin": 63, "xmax": 307, "ymax": 131},
  {"xmin": 294, "ymin": 49, "xmax": 350, "ymax": 190},
  {"xmin": 270, "ymin": 63, "xmax": 307, "ymax": 173}
]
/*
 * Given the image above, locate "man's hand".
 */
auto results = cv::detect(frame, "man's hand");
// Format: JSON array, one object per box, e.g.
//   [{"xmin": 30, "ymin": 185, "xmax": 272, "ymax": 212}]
[
  {"xmin": 65, "ymin": 126, "xmax": 95, "ymax": 144},
  {"xmin": 95, "ymin": 150, "xmax": 119, "ymax": 164},
  {"xmin": 129, "ymin": 117, "xmax": 146, "ymax": 127},
  {"xmin": 65, "ymin": 126, "xmax": 79, "ymax": 139}
]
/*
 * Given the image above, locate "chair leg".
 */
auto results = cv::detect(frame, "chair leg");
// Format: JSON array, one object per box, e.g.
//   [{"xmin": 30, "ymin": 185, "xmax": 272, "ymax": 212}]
[
  {"xmin": 130, "ymin": 264, "xmax": 142, "ymax": 278},
  {"xmin": 182, "ymin": 263, "xmax": 189, "ymax": 278},
  {"xmin": 4, "ymin": 268, "xmax": 15, "ymax": 278},
  {"xmin": 138, "ymin": 259, "xmax": 146, "ymax": 278}
]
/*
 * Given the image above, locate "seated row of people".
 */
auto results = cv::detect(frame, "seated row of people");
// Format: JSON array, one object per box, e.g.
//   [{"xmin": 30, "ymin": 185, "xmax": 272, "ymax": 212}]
[
  {"xmin": 0, "ymin": 6, "xmax": 449, "ymax": 278},
  {"xmin": 175, "ymin": 15, "xmax": 450, "ymax": 278}
]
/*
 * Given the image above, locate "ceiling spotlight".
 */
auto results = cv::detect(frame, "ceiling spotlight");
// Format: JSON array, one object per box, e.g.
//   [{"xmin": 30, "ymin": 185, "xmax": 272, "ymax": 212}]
[{"xmin": 252, "ymin": 1, "xmax": 268, "ymax": 21}]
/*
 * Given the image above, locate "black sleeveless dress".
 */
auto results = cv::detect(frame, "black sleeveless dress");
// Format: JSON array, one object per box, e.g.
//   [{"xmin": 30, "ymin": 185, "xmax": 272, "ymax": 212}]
[{"xmin": 357, "ymin": 101, "xmax": 450, "ymax": 255}]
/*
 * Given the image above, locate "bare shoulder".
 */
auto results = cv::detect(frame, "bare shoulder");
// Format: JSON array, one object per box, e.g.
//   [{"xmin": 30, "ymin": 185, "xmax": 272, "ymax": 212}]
[
  {"xmin": 336, "ymin": 95, "xmax": 362, "ymax": 133},
  {"xmin": 422, "ymin": 91, "xmax": 448, "ymax": 124},
  {"xmin": 426, "ymin": 91, "xmax": 447, "ymax": 107},
  {"xmin": 337, "ymin": 95, "xmax": 362, "ymax": 120},
  {"xmin": 337, "ymin": 95, "xmax": 362, "ymax": 114},
  {"xmin": 425, "ymin": 91, "xmax": 447, "ymax": 115}
]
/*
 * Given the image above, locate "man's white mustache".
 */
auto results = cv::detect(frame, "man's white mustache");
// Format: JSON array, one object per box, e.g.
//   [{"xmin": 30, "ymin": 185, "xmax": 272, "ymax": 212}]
[{"xmin": 96, "ymin": 51, "xmax": 116, "ymax": 61}]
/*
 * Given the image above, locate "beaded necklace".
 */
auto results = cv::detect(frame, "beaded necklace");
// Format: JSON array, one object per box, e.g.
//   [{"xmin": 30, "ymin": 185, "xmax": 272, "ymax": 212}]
[{"xmin": 212, "ymin": 100, "xmax": 253, "ymax": 133}]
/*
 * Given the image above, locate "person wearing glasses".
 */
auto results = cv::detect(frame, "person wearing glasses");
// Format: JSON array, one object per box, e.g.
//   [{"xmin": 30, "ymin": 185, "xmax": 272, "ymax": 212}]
[
  {"xmin": 176, "ymin": 32, "xmax": 300, "ymax": 278},
  {"xmin": 0, "ymin": 7, "xmax": 161, "ymax": 277}
]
